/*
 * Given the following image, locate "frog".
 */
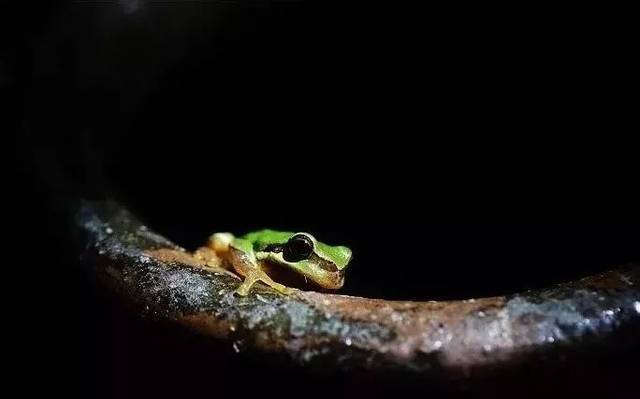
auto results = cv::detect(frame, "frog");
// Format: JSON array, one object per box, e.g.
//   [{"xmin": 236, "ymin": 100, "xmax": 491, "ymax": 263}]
[{"xmin": 194, "ymin": 230, "xmax": 352, "ymax": 296}]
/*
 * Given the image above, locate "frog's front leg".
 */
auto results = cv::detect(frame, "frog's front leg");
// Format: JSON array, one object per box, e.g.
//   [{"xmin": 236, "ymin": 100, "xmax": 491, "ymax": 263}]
[
  {"xmin": 221, "ymin": 237, "xmax": 292, "ymax": 296},
  {"xmin": 208, "ymin": 234, "xmax": 292, "ymax": 295},
  {"xmin": 235, "ymin": 267, "xmax": 292, "ymax": 296}
]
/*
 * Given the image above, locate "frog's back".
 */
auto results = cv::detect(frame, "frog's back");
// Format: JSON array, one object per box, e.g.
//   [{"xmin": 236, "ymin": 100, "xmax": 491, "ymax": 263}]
[{"xmin": 241, "ymin": 229, "xmax": 294, "ymax": 249}]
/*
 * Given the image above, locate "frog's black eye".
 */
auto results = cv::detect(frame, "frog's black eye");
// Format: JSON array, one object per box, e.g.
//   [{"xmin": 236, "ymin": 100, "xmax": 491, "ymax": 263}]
[{"xmin": 283, "ymin": 234, "xmax": 314, "ymax": 262}]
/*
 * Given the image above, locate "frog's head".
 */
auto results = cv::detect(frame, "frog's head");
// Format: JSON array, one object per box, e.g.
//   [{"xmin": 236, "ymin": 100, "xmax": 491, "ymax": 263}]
[{"xmin": 262, "ymin": 232, "xmax": 352, "ymax": 289}]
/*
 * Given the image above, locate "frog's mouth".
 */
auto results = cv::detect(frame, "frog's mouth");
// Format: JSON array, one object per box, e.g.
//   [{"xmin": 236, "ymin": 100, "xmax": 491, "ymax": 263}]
[{"xmin": 260, "ymin": 259, "xmax": 345, "ymax": 290}]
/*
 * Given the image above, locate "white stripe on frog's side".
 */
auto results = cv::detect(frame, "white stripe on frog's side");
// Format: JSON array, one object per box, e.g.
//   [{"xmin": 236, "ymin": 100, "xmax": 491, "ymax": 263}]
[{"xmin": 256, "ymin": 252, "xmax": 272, "ymax": 261}]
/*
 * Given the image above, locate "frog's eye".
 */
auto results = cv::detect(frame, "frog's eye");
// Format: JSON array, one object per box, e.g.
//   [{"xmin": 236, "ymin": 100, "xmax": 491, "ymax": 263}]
[{"xmin": 283, "ymin": 234, "xmax": 314, "ymax": 262}]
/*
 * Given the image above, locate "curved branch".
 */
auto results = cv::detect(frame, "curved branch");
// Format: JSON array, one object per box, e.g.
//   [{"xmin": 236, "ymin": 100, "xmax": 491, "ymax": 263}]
[{"xmin": 77, "ymin": 201, "xmax": 640, "ymax": 375}]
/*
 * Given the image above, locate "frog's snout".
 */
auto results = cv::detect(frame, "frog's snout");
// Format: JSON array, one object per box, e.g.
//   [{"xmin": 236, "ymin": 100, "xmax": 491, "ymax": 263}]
[
  {"xmin": 335, "ymin": 245, "xmax": 353, "ymax": 269},
  {"xmin": 343, "ymin": 247, "xmax": 353, "ymax": 263}
]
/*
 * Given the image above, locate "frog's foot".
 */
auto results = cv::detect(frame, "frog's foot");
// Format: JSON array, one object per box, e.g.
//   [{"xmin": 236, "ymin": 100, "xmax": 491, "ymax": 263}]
[
  {"xmin": 235, "ymin": 269, "xmax": 293, "ymax": 296},
  {"xmin": 193, "ymin": 247, "xmax": 240, "ymax": 280}
]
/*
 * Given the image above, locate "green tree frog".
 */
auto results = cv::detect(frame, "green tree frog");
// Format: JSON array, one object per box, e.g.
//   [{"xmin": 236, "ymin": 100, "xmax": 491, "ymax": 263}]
[{"xmin": 195, "ymin": 230, "xmax": 352, "ymax": 296}]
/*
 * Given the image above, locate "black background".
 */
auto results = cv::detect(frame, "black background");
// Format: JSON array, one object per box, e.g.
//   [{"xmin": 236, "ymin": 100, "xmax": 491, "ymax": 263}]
[{"xmin": 9, "ymin": 1, "xmax": 639, "ymax": 398}]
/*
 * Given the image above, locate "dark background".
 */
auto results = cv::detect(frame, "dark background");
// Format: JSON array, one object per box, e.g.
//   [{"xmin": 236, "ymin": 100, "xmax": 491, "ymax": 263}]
[{"xmin": 9, "ymin": 1, "xmax": 638, "ymax": 398}]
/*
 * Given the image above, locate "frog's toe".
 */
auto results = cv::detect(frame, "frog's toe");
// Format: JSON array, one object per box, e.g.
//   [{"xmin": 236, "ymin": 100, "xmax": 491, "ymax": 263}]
[
  {"xmin": 234, "ymin": 286, "xmax": 250, "ymax": 296},
  {"xmin": 268, "ymin": 282, "xmax": 294, "ymax": 296},
  {"xmin": 234, "ymin": 276, "xmax": 257, "ymax": 296}
]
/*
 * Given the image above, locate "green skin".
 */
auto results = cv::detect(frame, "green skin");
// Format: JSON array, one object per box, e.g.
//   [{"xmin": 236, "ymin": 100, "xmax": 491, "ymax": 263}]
[{"xmin": 211, "ymin": 230, "xmax": 352, "ymax": 296}]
